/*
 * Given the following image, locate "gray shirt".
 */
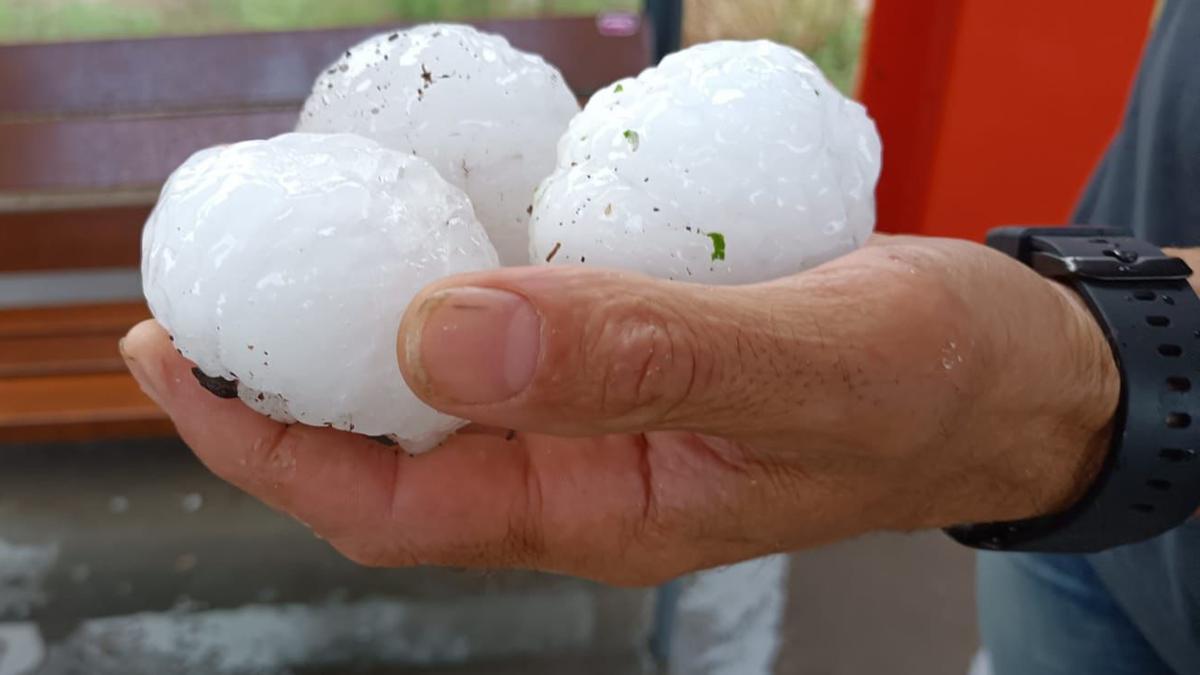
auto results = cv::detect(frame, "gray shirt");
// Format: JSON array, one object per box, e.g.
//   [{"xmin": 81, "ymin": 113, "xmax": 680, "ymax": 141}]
[
  {"xmin": 1075, "ymin": 0, "xmax": 1200, "ymax": 245},
  {"xmin": 1073, "ymin": 1, "xmax": 1200, "ymax": 672}
]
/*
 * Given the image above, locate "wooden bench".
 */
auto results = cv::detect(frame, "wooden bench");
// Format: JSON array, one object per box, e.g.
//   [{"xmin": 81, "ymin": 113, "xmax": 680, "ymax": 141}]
[{"xmin": 0, "ymin": 15, "xmax": 653, "ymax": 443}]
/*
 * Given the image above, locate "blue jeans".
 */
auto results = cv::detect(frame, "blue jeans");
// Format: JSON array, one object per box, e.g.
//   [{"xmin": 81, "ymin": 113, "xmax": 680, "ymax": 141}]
[{"xmin": 977, "ymin": 551, "xmax": 1178, "ymax": 675}]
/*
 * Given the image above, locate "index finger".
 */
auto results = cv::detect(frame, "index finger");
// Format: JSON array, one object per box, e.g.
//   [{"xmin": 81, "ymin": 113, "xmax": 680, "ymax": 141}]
[{"xmin": 119, "ymin": 320, "xmax": 689, "ymax": 581}]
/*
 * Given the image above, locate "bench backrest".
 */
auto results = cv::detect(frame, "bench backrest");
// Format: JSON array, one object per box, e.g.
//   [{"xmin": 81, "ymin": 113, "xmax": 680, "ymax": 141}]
[{"xmin": 0, "ymin": 16, "xmax": 652, "ymax": 274}]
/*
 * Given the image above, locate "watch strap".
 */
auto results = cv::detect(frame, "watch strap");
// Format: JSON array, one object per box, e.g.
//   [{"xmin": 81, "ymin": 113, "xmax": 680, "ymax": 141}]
[{"xmin": 948, "ymin": 227, "xmax": 1200, "ymax": 552}]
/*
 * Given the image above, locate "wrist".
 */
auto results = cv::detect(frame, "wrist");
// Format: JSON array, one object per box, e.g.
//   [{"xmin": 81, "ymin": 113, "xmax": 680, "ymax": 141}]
[
  {"xmin": 1038, "ymin": 279, "xmax": 1121, "ymax": 514},
  {"xmin": 964, "ymin": 273, "xmax": 1120, "ymax": 526},
  {"xmin": 896, "ymin": 250, "xmax": 1121, "ymax": 531},
  {"xmin": 943, "ymin": 232, "xmax": 1200, "ymax": 551},
  {"xmin": 1045, "ymin": 247, "xmax": 1200, "ymax": 522}
]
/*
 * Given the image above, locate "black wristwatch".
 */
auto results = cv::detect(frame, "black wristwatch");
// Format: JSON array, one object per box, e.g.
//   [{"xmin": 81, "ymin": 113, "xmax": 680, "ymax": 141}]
[{"xmin": 946, "ymin": 226, "xmax": 1200, "ymax": 553}]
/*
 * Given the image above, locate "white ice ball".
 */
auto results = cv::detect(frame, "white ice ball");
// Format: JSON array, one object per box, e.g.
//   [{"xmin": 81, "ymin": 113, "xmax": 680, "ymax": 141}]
[
  {"xmin": 141, "ymin": 132, "xmax": 500, "ymax": 452},
  {"xmin": 297, "ymin": 24, "xmax": 580, "ymax": 266},
  {"xmin": 530, "ymin": 40, "xmax": 882, "ymax": 284}
]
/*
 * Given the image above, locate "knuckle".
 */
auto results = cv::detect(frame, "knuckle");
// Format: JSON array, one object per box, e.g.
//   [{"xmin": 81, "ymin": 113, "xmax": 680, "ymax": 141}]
[
  {"xmin": 493, "ymin": 451, "xmax": 548, "ymax": 567},
  {"xmin": 620, "ymin": 507, "xmax": 674, "ymax": 564},
  {"xmin": 869, "ymin": 243, "xmax": 971, "ymax": 320},
  {"xmin": 580, "ymin": 298, "xmax": 713, "ymax": 423},
  {"xmin": 835, "ymin": 246, "xmax": 970, "ymax": 357},
  {"xmin": 496, "ymin": 517, "xmax": 546, "ymax": 567},
  {"xmin": 621, "ymin": 438, "xmax": 673, "ymax": 551}
]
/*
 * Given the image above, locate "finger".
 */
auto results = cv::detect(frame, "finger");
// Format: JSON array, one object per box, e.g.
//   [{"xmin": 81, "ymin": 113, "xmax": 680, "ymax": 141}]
[
  {"xmin": 396, "ymin": 262, "xmax": 940, "ymax": 440},
  {"xmin": 122, "ymin": 320, "xmax": 760, "ymax": 582},
  {"xmin": 121, "ymin": 320, "xmax": 403, "ymax": 540}
]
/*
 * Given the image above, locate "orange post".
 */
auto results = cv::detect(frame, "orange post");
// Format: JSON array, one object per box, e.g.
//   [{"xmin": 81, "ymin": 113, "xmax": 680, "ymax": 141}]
[{"xmin": 858, "ymin": 0, "xmax": 1156, "ymax": 240}]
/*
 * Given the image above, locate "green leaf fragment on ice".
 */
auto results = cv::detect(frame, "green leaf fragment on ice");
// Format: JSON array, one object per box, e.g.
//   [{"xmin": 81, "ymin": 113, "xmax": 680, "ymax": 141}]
[
  {"xmin": 707, "ymin": 232, "xmax": 726, "ymax": 261},
  {"xmin": 622, "ymin": 129, "xmax": 639, "ymax": 150},
  {"xmin": 614, "ymin": 84, "xmax": 624, "ymax": 93}
]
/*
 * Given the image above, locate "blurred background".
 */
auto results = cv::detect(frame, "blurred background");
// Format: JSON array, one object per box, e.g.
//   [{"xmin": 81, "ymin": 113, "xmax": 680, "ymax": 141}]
[
  {"xmin": 0, "ymin": 1, "xmax": 1160, "ymax": 673},
  {"xmin": 0, "ymin": 1, "xmax": 867, "ymax": 92}
]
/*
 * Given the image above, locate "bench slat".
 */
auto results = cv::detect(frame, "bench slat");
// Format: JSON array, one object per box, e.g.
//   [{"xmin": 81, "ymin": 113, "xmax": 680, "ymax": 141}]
[
  {"xmin": 0, "ymin": 302, "xmax": 169, "ymax": 441},
  {"xmin": 0, "ymin": 111, "xmax": 298, "ymax": 193},
  {"xmin": 0, "ymin": 372, "xmax": 172, "ymax": 443},
  {"xmin": 0, "ymin": 206, "xmax": 147, "ymax": 271},
  {"xmin": 0, "ymin": 17, "xmax": 650, "ymax": 119},
  {"xmin": 0, "ymin": 17, "xmax": 652, "ymax": 443},
  {"xmin": 0, "ymin": 302, "xmax": 149, "ymax": 339},
  {"xmin": 0, "ymin": 334, "xmax": 128, "ymax": 378},
  {"xmin": 0, "ymin": 303, "xmax": 147, "ymax": 377}
]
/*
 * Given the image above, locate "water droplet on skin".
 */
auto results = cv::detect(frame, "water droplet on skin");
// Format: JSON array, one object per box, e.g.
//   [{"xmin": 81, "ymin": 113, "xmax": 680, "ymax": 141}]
[{"xmin": 941, "ymin": 340, "xmax": 960, "ymax": 370}]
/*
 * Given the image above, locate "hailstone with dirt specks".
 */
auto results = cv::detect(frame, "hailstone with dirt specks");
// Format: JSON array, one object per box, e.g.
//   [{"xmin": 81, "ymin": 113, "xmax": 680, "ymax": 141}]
[
  {"xmin": 531, "ymin": 40, "xmax": 881, "ymax": 283},
  {"xmin": 297, "ymin": 24, "xmax": 580, "ymax": 266},
  {"xmin": 141, "ymin": 133, "xmax": 500, "ymax": 452}
]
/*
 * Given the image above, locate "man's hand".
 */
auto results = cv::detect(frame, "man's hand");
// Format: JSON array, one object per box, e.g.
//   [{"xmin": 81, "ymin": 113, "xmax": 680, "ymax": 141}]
[{"xmin": 121, "ymin": 235, "xmax": 1119, "ymax": 585}]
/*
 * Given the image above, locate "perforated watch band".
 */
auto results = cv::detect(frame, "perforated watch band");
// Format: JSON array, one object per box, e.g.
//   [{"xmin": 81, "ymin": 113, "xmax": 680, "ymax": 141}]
[{"xmin": 947, "ymin": 227, "xmax": 1200, "ymax": 552}]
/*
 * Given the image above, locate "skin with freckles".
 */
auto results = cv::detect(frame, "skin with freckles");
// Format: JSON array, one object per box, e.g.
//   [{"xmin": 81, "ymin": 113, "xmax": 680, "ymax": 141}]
[{"xmin": 122, "ymin": 234, "xmax": 1185, "ymax": 586}]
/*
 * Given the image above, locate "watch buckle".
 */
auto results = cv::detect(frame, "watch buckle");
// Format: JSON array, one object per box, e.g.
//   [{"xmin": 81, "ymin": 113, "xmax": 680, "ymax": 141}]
[{"xmin": 1030, "ymin": 251, "xmax": 1193, "ymax": 281}]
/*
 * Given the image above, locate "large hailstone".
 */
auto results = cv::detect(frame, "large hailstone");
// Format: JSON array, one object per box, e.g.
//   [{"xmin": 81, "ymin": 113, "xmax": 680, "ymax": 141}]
[
  {"xmin": 531, "ymin": 40, "xmax": 882, "ymax": 284},
  {"xmin": 142, "ymin": 133, "xmax": 500, "ymax": 452},
  {"xmin": 297, "ymin": 24, "xmax": 580, "ymax": 266}
]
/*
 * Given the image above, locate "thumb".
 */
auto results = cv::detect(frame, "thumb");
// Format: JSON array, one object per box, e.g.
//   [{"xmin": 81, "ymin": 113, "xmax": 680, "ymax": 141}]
[{"xmin": 397, "ymin": 265, "xmax": 845, "ymax": 438}]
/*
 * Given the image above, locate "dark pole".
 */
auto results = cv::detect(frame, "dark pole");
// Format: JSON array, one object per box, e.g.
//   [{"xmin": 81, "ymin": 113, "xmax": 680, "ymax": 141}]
[
  {"xmin": 644, "ymin": 0, "xmax": 683, "ymax": 62},
  {"xmin": 643, "ymin": 2, "xmax": 683, "ymax": 667}
]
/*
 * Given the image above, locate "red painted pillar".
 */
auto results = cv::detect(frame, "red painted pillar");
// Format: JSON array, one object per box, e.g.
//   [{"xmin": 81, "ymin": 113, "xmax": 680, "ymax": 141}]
[{"xmin": 858, "ymin": 0, "xmax": 1156, "ymax": 240}]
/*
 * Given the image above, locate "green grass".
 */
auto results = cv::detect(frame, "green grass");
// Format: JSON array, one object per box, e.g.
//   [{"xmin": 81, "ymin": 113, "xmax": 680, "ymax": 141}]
[
  {"xmin": 0, "ymin": 0, "xmax": 862, "ymax": 94},
  {"xmin": 809, "ymin": 3, "xmax": 864, "ymax": 94},
  {"xmin": 0, "ymin": 1, "xmax": 164, "ymax": 42}
]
